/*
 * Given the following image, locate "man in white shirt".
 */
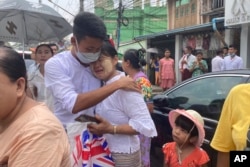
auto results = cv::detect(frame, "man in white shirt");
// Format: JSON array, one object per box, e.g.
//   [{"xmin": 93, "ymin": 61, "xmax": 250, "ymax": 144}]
[
  {"xmin": 44, "ymin": 12, "xmax": 138, "ymax": 127},
  {"xmin": 223, "ymin": 45, "xmax": 243, "ymax": 70},
  {"xmin": 211, "ymin": 49, "xmax": 224, "ymax": 72},
  {"xmin": 178, "ymin": 46, "xmax": 196, "ymax": 81}
]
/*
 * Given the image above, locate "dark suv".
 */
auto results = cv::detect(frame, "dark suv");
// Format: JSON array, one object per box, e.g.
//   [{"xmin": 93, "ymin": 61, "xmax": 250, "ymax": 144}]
[{"xmin": 150, "ymin": 70, "xmax": 250, "ymax": 167}]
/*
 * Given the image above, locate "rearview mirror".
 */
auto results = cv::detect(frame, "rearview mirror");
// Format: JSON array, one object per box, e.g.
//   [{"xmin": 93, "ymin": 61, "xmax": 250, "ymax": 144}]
[{"xmin": 153, "ymin": 94, "xmax": 170, "ymax": 107}]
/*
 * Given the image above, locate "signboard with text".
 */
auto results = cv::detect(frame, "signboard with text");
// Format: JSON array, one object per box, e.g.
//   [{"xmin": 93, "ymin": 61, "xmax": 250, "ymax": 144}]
[{"xmin": 225, "ymin": 0, "xmax": 250, "ymax": 26}]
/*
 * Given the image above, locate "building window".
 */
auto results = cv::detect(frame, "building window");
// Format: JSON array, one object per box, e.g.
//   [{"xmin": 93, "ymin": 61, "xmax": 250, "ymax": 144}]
[
  {"xmin": 191, "ymin": 3, "xmax": 196, "ymax": 13},
  {"xmin": 185, "ymin": 6, "xmax": 189, "ymax": 15},
  {"xmin": 176, "ymin": 8, "xmax": 179, "ymax": 18}
]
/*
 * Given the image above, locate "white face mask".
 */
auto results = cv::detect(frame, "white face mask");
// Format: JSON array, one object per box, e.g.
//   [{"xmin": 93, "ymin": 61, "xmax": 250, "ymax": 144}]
[
  {"xmin": 75, "ymin": 40, "xmax": 100, "ymax": 64},
  {"xmin": 229, "ymin": 53, "xmax": 235, "ymax": 58}
]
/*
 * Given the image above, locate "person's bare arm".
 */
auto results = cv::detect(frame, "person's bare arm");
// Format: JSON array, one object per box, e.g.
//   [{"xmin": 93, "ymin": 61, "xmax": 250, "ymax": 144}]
[
  {"xmin": 216, "ymin": 151, "xmax": 229, "ymax": 167},
  {"xmin": 72, "ymin": 76, "xmax": 139, "ymax": 113},
  {"xmin": 163, "ymin": 157, "xmax": 168, "ymax": 167},
  {"xmin": 87, "ymin": 115, "xmax": 139, "ymax": 136},
  {"xmin": 159, "ymin": 60, "xmax": 162, "ymax": 83},
  {"xmin": 201, "ymin": 163, "xmax": 208, "ymax": 167}
]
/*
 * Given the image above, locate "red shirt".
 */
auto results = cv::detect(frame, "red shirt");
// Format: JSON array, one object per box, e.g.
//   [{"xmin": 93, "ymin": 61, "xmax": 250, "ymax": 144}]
[{"xmin": 162, "ymin": 142, "xmax": 209, "ymax": 167}]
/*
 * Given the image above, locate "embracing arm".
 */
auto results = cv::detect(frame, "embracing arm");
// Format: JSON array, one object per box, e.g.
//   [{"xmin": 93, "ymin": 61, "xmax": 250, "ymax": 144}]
[{"xmin": 73, "ymin": 77, "xmax": 139, "ymax": 113}]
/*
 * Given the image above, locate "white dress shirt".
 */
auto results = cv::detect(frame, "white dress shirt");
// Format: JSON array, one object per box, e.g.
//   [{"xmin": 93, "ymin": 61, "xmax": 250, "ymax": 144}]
[
  {"xmin": 178, "ymin": 54, "xmax": 196, "ymax": 70},
  {"xmin": 211, "ymin": 55, "xmax": 224, "ymax": 72},
  {"xmin": 28, "ymin": 69, "xmax": 47, "ymax": 102},
  {"xmin": 44, "ymin": 51, "xmax": 101, "ymax": 126},
  {"xmin": 95, "ymin": 72, "xmax": 157, "ymax": 154},
  {"xmin": 223, "ymin": 55, "xmax": 243, "ymax": 70}
]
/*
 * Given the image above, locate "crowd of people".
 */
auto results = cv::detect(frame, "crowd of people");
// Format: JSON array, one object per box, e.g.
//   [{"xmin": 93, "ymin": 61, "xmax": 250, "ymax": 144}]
[
  {"xmin": 0, "ymin": 11, "xmax": 249, "ymax": 167},
  {"xmin": 149, "ymin": 44, "xmax": 243, "ymax": 91}
]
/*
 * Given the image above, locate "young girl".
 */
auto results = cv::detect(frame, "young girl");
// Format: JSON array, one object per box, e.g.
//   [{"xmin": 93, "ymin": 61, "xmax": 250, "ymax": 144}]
[{"xmin": 162, "ymin": 109, "xmax": 209, "ymax": 167}]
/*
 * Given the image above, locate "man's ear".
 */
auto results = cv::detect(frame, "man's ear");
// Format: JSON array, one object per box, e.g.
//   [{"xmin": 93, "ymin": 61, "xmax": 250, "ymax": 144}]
[
  {"xmin": 71, "ymin": 36, "xmax": 76, "ymax": 46},
  {"xmin": 113, "ymin": 56, "xmax": 118, "ymax": 65}
]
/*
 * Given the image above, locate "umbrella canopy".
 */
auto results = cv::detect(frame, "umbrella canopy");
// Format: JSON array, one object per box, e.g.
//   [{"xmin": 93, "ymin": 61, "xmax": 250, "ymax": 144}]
[
  {"xmin": 146, "ymin": 48, "xmax": 158, "ymax": 54},
  {"xmin": 0, "ymin": 0, "xmax": 72, "ymax": 44}
]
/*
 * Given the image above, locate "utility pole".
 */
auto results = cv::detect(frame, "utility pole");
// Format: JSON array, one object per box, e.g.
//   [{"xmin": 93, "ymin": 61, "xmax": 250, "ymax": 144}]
[
  {"xmin": 116, "ymin": 0, "xmax": 122, "ymax": 49},
  {"xmin": 79, "ymin": 0, "xmax": 84, "ymax": 12}
]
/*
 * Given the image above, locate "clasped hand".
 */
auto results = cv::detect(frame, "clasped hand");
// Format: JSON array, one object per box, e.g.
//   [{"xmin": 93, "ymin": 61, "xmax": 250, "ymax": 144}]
[{"xmin": 87, "ymin": 115, "xmax": 113, "ymax": 136}]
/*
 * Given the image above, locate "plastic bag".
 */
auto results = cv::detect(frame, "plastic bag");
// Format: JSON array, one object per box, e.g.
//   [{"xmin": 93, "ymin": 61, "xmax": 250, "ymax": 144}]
[{"xmin": 68, "ymin": 123, "xmax": 114, "ymax": 167}]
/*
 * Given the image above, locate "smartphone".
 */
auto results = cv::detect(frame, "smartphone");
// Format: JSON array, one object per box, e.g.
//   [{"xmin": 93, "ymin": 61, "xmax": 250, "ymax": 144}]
[{"xmin": 75, "ymin": 114, "xmax": 100, "ymax": 123}]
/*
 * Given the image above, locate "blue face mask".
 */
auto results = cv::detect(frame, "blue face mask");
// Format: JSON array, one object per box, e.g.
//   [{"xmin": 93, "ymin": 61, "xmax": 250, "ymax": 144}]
[{"xmin": 75, "ymin": 40, "xmax": 100, "ymax": 64}]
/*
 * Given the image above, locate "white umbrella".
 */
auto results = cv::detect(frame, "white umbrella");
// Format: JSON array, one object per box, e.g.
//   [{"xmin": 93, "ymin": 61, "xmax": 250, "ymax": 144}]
[
  {"xmin": 0, "ymin": 0, "xmax": 72, "ymax": 45},
  {"xmin": 146, "ymin": 48, "xmax": 158, "ymax": 54}
]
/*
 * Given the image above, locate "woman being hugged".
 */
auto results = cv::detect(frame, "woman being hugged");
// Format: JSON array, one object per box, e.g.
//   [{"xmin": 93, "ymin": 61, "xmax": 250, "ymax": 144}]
[
  {"xmin": 87, "ymin": 42, "xmax": 157, "ymax": 167},
  {"xmin": 162, "ymin": 109, "xmax": 209, "ymax": 167}
]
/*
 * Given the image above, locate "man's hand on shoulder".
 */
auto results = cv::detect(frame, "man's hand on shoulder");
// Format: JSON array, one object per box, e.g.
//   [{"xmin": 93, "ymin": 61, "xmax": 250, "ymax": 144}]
[{"xmin": 117, "ymin": 76, "xmax": 140, "ymax": 93}]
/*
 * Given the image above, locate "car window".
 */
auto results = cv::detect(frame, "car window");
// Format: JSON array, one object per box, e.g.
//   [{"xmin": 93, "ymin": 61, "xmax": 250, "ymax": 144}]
[{"xmin": 166, "ymin": 76, "xmax": 244, "ymax": 120}]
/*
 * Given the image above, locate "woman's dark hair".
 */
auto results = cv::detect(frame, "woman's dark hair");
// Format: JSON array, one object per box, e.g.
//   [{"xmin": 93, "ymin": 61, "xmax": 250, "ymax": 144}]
[
  {"xmin": 73, "ymin": 12, "xmax": 107, "ymax": 42},
  {"xmin": 164, "ymin": 48, "xmax": 171, "ymax": 52},
  {"xmin": 195, "ymin": 51, "xmax": 203, "ymax": 56},
  {"xmin": 101, "ymin": 41, "xmax": 117, "ymax": 58},
  {"xmin": 175, "ymin": 115, "xmax": 198, "ymax": 138},
  {"xmin": 35, "ymin": 44, "xmax": 53, "ymax": 55},
  {"xmin": 123, "ymin": 48, "xmax": 146, "ymax": 69},
  {"xmin": 0, "ymin": 46, "xmax": 27, "ymax": 90}
]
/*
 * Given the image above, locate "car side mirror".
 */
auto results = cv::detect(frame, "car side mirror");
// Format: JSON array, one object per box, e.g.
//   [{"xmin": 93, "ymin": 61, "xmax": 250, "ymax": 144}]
[{"xmin": 153, "ymin": 94, "xmax": 170, "ymax": 107}]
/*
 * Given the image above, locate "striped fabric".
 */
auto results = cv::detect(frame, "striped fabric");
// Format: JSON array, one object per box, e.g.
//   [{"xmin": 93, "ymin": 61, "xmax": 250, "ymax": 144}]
[{"xmin": 111, "ymin": 150, "xmax": 142, "ymax": 167}]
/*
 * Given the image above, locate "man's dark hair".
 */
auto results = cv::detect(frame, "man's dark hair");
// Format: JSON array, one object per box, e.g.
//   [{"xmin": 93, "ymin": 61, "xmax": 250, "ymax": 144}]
[
  {"xmin": 223, "ymin": 46, "xmax": 228, "ymax": 50},
  {"xmin": 73, "ymin": 12, "xmax": 107, "ymax": 42},
  {"xmin": 229, "ymin": 44, "xmax": 236, "ymax": 49},
  {"xmin": 186, "ymin": 46, "xmax": 193, "ymax": 51},
  {"xmin": 216, "ymin": 49, "xmax": 223, "ymax": 55}
]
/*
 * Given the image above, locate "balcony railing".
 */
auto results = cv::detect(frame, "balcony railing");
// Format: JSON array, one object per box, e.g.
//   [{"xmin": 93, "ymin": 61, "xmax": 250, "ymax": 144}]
[{"xmin": 202, "ymin": 0, "xmax": 224, "ymax": 15}]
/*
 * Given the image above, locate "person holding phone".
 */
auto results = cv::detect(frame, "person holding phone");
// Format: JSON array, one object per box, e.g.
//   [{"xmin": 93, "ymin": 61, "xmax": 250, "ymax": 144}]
[{"xmin": 87, "ymin": 42, "xmax": 157, "ymax": 166}]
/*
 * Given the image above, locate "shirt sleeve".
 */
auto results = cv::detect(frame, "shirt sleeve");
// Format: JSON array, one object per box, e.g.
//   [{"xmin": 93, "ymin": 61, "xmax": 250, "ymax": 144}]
[
  {"xmin": 210, "ymin": 84, "xmax": 250, "ymax": 152},
  {"xmin": 44, "ymin": 57, "xmax": 78, "ymax": 113},
  {"xmin": 119, "ymin": 90, "xmax": 157, "ymax": 137},
  {"xmin": 238, "ymin": 58, "xmax": 244, "ymax": 69},
  {"xmin": 9, "ymin": 123, "xmax": 70, "ymax": 167},
  {"xmin": 135, "ymin": 77, "xmax": 153, "ymax": 102}
]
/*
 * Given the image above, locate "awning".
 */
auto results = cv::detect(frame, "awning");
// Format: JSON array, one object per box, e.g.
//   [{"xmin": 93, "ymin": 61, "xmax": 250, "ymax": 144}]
[{"xmin": 134, "ymin": 20, "xmax": 224, "ymax": 41}]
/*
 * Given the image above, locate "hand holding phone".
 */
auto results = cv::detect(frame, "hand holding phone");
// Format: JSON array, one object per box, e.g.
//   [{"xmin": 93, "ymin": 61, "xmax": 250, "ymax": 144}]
[{"xmin": 75, "ymin": 114, "xmax": 100, "ymax": 123}]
